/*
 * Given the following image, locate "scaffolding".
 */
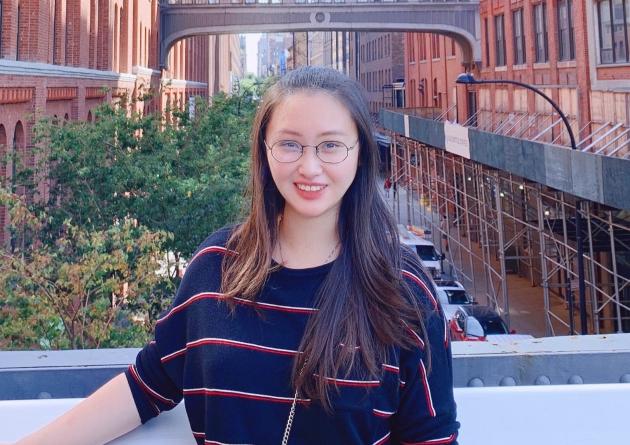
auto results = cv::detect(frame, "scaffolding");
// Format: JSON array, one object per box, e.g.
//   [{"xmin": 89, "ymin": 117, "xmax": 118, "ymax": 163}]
[{"xmin": 389, "ymin": 135, "xmax": 630, "ymax": 336}]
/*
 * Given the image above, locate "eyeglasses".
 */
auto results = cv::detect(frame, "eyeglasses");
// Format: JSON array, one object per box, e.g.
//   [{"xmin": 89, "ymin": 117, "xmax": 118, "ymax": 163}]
[{"xmin": 265, "ymin": 139, "xmax": 358, "ymax": 164}]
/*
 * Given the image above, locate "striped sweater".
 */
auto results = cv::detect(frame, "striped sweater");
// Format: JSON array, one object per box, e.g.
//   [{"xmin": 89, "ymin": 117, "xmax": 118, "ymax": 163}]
[{"xmin": 125, "ymin": 228, "xmax": 459, "ymax": 445}]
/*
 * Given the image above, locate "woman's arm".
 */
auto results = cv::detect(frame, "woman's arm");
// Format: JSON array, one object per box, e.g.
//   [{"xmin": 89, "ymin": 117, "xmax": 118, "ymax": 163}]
[{"xmin": 14, "ymin": 373, "xmax": 141, "ymax": 445}]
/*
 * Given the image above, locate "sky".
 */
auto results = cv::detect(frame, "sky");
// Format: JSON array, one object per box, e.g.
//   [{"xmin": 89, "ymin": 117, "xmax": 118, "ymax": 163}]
[{"xmin": 244, "ymin": 33, "xmax": 261, "ymax": 75}]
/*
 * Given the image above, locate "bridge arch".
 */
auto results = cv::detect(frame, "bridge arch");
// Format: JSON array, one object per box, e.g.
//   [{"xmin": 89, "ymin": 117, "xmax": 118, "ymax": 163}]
[{"xmin": 159, "ymin": 1, "xmax": 480, "ymax": 70}]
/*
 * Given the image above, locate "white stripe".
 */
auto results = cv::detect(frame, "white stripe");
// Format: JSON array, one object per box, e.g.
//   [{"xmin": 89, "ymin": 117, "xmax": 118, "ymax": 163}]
[
  {"xmin": 189, "ymin": 245, "xmax": 230, "ymax": 265},
  {"xmin": 322, "ymin": 376, "xmax": 380, "ymax": 385},
  {"xmin": 183, "ymin": 387, "xmax": 311, "ymax": 403},
  {"xmin": 420, "ymin": 435, "xmax": 456, "ymax": 444},
  {"xmin": 234, "ymin": 297, "xmax": 318, "ymax": 313},
  {"xmin": 131, "ymin": 365, "xmax": 176, "ymax": 405},
  {"xmin": 187, "ymin": 337, "xmax": 298, "ymax": 355},
  {"xmin": 402, "ymin": 319, "xmax": 426, "ymax": 348},
  {"xmin": 402, "ymin": 269, "xmax": 439, "ymax": 306},
  {"xmin": 420, "ymin": 360, "xmax": 436, "ymax": 416},
  {"xmin": 372, "ymin": 431, "xmax": 391, "ymax": 445},
  {"xmin": 204, "ymin": 439, "xmax": 255, "ymax": 445},
  {"xmin": 373, "ymin": 408, "xmax": 396, "ymax": 416},
  {"xmin": 157, "ymin": 292, "xmax": 223, "ymax": 323},
  {"xmin": 382, "ymin": 364, "xmax": 400, "ymax": 372}
]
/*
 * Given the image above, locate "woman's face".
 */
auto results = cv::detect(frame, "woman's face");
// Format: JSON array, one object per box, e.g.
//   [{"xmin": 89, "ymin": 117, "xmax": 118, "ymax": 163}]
[{"xmin": 265, "ymin": 91, "xmax": 360, "ymax": 221}]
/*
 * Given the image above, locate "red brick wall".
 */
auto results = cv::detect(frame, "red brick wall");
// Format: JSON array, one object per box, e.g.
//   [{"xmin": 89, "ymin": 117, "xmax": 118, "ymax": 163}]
[
  {"xmin": 0, "ymin": 0, "xmax": 218, "ymax": 247},
  {"xmin": 404, "ymin": 32, "xmax": 470, "ymax": 122}
]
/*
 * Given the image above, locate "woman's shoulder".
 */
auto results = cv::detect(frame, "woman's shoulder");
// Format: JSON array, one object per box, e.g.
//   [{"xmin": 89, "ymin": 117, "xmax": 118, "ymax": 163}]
[
  {"xmin": 181, "ymin": 225, "xmax": 238, "ymax": 277},
  {"xmin": 398, "ymin": 245, "xmax": 439, "ymax": 310}
]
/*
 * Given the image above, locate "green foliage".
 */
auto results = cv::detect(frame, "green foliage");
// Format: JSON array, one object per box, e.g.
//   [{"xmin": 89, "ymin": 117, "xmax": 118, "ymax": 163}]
[
  {"xmin": 0, "ymin": 187, "xmax": 174, "ymax": 349},
  {"xmin": 0, "ymin": 85, "xmax": 263, "ymax": 349},
  {"xmin": 26, "ymin": 89, "xmax": 257, "ymax": 260}
]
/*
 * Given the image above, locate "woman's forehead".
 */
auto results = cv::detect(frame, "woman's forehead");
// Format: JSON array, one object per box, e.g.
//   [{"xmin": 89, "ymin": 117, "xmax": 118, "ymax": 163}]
[{"xmin": 266, "ymin": 91, "xmax": 357, "ymax": 138}]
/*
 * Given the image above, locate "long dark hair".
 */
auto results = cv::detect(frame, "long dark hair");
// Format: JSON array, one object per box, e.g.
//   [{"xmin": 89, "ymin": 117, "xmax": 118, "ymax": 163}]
[{"xmin": 221, "ymin": 66, "xmax": 428, "ymax": 410}]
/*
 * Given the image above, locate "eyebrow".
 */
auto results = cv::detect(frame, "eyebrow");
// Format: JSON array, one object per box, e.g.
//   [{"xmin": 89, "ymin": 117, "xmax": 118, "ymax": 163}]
[{"xmin": 274, "ymin": 129, "xmax": 349, "ymax": 138}]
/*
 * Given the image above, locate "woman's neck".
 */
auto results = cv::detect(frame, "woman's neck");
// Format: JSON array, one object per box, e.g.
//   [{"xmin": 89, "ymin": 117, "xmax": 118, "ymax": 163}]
[{"xmin": 277, "ymin": 208, "xmax": 340, "ymax": 269}]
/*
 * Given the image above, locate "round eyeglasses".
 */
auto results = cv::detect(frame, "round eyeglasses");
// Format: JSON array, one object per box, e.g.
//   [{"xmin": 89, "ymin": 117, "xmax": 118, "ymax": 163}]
[{"xmin": 265, "ymin": 139, "xmax": 358, "ymax": 164}]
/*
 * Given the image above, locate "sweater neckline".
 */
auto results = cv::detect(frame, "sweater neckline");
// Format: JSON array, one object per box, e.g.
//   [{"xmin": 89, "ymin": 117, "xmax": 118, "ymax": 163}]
[{"xmin": 271, "ymin": 259, "xmax": 335, "ymax": 277}]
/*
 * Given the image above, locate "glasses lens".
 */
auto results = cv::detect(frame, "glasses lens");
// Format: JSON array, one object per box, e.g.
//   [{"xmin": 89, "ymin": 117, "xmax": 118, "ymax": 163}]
[
  {"xmin": 317, "ymin": 141, "xmax": 348, "ymax": 163},
  {"xmin": 271, "ymin": 140, "xmax": 302, "ymax": 163}
]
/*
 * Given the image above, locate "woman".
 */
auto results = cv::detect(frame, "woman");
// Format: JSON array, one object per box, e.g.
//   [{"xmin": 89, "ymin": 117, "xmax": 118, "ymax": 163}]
[{"xmin": 10, "ymin": 67, "xmax": 459, "ymax": 445}]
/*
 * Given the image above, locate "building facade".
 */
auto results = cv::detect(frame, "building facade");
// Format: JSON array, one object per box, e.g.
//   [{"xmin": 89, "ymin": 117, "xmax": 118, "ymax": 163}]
[
  {"xmin": 470, "ymin": 0, "xmax": 630, "ymax": 154},
  {"xmin": 404, "ymin": 33, "xmax": 470, "ymax": 122},
  {"xmin": 0, "ymin": 0, "xmax": 242, "ymax": 246},
  {"xmin": 353, "ymin": 32, "xmax": 405, "ymax": 115}
]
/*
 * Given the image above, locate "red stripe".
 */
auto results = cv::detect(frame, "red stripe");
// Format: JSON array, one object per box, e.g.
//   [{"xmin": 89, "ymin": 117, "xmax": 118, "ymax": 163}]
[
  {"xmin": 157, "ymin": 292, "xmax": 223, "ymax": 325},
  {"xmin": 418, "ymin": 361, "xmax": 436, "ymax": 417},
  {"xmin": 402, "ymin": 270, "xmax": 438, "ymax": 310},
  {"xmin": 129, "ymin": 365, "xmax": 175, "ymax": 408},
  {"xmin": 373, "ymin": 409, "xmax": 395, "ymax": 418},
  {"xmin": 402, "ymin": 433, "xmax": 458, "ymax": 445},
  {"xmin": 382, "ymin": 364, "xmax": 400, "ymax": 374},
  {"xmin": 167, "ymin": 338, "xmax": 298, "ymax": 363},
  {"xmin": 189, "ymin": 245, "xmax": 236, "ymax": 266},
  {"xmin": 184, "ymin": 388, "xmax": 310, "ymax": 405}
]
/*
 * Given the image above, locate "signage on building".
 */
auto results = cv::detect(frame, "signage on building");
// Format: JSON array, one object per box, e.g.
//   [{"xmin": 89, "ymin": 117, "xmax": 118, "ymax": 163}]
[{"xmin": 444, "ymin": 122, "xmax": 470, "ymax": 159}]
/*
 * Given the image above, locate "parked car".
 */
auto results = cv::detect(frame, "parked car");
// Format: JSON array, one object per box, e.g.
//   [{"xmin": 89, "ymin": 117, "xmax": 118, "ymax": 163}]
[
  {"xmin": 434, "ymin": 278, "xmax": 476, "ymax": 321},
  {"xmin": 449, "ymin": 305, "xmax": 533, "ymax": 342},
  {"xmin": 398, "ymin": 224, "xmax": 444, "ymax": 278}
]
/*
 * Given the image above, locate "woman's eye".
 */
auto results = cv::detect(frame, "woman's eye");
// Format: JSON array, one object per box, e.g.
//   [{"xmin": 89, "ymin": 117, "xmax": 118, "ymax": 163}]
[
  {"xmin": 322, "ymin": 142, "xmax": 343, "ymax": 151},
  {"xmin": 279, "ymin": 141, "xmax": 300, "ymax": 150}
]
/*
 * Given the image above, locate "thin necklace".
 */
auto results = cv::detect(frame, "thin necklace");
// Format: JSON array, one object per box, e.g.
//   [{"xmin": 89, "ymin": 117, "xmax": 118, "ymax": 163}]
[{"xmin": 278, "ymin": 237, "xmax": 340, "ymax": 267}]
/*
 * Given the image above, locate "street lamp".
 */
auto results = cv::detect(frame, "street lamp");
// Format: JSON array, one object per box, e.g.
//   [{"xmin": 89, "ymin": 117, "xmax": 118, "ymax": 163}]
[{"xmin": 456, "ymin": 72, "xmax": 587, "ymax": 335}]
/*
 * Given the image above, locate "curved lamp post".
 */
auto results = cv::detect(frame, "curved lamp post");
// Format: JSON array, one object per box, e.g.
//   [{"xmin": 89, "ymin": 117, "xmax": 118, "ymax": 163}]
[{"xmin": 456, "ymin": 72, "xmax": 587, "ymax": 335}]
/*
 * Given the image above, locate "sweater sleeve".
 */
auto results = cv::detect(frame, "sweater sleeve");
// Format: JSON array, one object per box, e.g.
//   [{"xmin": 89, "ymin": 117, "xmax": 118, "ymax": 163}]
[
  {"xmin": 392, "ymin": 267, "xmax": 460, "ymax": 444},
  {"xmin": 123, "ymin": 234, "xmax": 226, "ymax": 423}
]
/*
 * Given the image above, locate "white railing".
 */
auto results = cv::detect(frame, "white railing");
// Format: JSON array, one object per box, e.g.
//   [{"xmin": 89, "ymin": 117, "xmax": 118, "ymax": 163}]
[{"xmin": 1, "ymin": 383, "xmax": 629, "ymax": 444}]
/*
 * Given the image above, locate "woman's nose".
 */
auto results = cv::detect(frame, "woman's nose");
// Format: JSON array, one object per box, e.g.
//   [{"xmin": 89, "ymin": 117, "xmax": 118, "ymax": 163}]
[{"xmin": 297, "ymin": 146, "xmax": 323, "ymax": 176}]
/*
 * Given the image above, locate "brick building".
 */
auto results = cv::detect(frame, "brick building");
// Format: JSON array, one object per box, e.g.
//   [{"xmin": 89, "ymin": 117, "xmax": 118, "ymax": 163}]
[
  {"xmin": 464, "ymin": 0, "xmax": 630, "ymax": 153},
  {"xmin": 0, "ymin": 0, "xmax": 242, "ymax": 246},
  {"xmin": 404, "ymin": 33, "xmax": 470, "ymax": 122},
  {"xmin": 351, "ymin": 32, "xmax": 405, "ymax": 115}
]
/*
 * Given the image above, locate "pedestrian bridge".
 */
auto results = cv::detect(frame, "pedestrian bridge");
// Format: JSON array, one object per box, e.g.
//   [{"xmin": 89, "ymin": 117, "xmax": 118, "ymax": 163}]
[
  {"xmin": 159, "ymin": 0, "xmax": 481, "ymax": 68},
  {"xmin": 1, "ymin": 334, "xmax": 629, "ymax": 444}
]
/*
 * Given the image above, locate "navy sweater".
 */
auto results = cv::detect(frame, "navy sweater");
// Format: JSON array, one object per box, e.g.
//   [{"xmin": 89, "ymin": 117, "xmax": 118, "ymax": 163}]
[{"xmin": 125, "ymin": 229, "xmax": 459, "ymax": 444}]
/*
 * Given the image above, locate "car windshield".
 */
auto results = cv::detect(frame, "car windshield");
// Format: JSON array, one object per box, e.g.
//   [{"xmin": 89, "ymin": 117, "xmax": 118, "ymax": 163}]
[
  {"xmin": 444, "ymin": 289, "xmax": 473, "ymax": 304},
  {"xmin": 479, "ymin": 317, "xmax": 509, "ymax": 335},
  {"xmin": 416, "ymin": 245, "xmax": 440, "ymax": 261}
]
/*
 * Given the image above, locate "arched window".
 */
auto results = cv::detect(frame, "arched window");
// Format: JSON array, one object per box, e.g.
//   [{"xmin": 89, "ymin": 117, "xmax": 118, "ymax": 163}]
[
  {"xmin": 16, "ymin": 1, "xmax": 23, "ymax": 60},
  {"xmin": 113, "ymin": 5, "xmax": 119, "ymax": 71},
  {"xmin": 87, "ymin": 111, "xmax": 93, "ymax": 122},
  {"xmin": 12, "ymin": 121, "xmax": 25, "ymax": 191}
]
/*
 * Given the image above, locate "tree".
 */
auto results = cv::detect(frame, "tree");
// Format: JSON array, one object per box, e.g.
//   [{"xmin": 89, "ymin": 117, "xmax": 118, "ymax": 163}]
[
  {"xmin": 25, "ymin": 89, "xmax": 258, "ymax": 272},
  {"xmin": 0, "ymin": 187, "xmax": 173, "ymax": 349}
]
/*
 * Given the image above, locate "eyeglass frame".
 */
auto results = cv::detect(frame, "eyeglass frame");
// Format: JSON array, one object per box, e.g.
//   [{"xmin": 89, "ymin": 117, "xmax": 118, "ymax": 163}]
[{"xmin": 264, "ymin": 139, "xmax": 359, "ymax": 164}]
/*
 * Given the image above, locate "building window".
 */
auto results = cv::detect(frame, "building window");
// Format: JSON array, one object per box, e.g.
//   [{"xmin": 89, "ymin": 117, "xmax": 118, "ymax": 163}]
[
  {"xmin": 432, "ymin": 78, "xmax": 439, "ymax": 107},
  {"xmin": 557, "ymin": 0, "xmax": 575, "ymax": 60},
  {"xmin": 431, "ymin": 34, "xmax": 440, "ymax": 59},
  {"xmin": 419, "ymin": 33, "xmax": 426, "ymax": 60},
  {"xmin": 495, "ymin": 14, "xmax": 506, "ymax": 66},
  {"xmin": 534, "ymin": 3, "xmax": 549, "ymax": 62},
  {"xmin": 513, "ymin": 9, "xmax": 526, "ymax": 65},
  {"xmin": 408, "ymin": 34, "xmax": 415, "ymax": 62},
  {"xmin": 597, "ymin": 0, "xmax": 630, "ymax": 64},
  {"xmin": 450, "ymin": 38, "xmax": 456, "ymax": 56},
  {"xmin": 484, "ymin": 18, "xmax": 490, "ymax": 67},
  {"xmin": 0, "ymin": 0, "xmax": 3, "ymax": 58}
]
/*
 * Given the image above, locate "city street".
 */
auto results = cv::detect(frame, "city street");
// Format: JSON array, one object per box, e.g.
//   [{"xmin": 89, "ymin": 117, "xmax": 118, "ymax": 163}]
[{"xmin": 383, "ymin": 179, "xmax": 572, "ymax": 338}]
